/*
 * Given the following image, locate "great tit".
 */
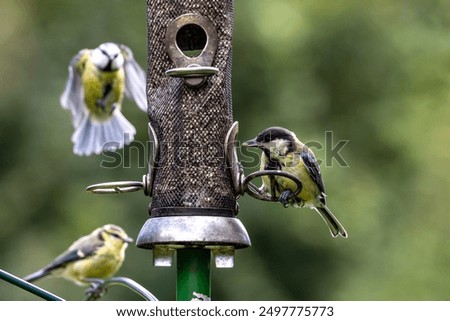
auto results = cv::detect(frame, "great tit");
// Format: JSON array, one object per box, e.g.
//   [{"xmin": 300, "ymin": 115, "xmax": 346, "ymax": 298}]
[
  {"xmin": 23, "ymin": 224, "xmax": 133, "ymax": 286},
  {"xmin": 60, "ymin": 42, "xmax": 147, "ymax": 156},
  {"xmin": 243, "ymin": 127, "xmax": 348, "ymax": 238}
]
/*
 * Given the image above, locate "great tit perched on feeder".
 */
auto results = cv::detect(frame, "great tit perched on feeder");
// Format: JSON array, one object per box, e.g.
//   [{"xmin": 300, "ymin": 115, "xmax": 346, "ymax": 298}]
[
  {"xmin": 243, "ymin": 127, "xmax": 348, "ymax": 238},
  {"xmin": 23, "ymin": 224, "xmax": 133, "ymax": 286},
  {"xmin": 60, "ymin": 42, "xmax": 147, "ymax": 156}
]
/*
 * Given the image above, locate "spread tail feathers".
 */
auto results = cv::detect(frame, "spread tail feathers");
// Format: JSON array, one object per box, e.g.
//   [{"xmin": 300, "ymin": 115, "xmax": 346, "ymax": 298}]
[
  {"xmin": 315, "ymin": 206, "xmax": 348, "ymax": 238},
  {"xmin": 71, "ymin": 110, "xmax": 136, "ymax": 156}
]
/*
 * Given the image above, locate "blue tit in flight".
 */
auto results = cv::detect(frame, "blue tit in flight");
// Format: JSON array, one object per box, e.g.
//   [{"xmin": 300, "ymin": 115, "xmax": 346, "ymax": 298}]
[
  {"xmin": 60, "ymin": 42, "xmax": 147, "ymax": 156},
  {"xmin": 243, "ymin": 127, "xmax": 348, "ymax": 238},
  {"xmin": 23, "ymin": 224, "xmax": 133, "ymax": 286}
]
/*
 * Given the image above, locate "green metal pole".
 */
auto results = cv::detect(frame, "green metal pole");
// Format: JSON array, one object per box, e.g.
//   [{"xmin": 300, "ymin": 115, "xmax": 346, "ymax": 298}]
[
  {"xmin": 0, "ymin": 268, "xmax": 63, "ymax": 301},
  {"xmin": 176, "ymin": 249, "xmax": 211, "ymax": 301}
]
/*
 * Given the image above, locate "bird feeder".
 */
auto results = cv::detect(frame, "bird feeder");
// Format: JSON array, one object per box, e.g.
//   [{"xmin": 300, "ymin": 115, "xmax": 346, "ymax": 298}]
[{"xmin": 136, "ymin": 3, "xmax": 252, "ymax": 271}]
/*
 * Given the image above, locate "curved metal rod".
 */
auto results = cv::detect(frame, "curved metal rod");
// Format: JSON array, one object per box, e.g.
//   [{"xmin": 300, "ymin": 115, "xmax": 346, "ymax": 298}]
[
  {"xmin": 0, "ymin": 268, "xmax": 64, "ymax": 301},
  {"xmin": 224, "ymin": 121, "xmax": 242, "ymax": 194},
  {"xmin": 242, "ymin": 170, "xmax": 303, "ymax": 202},
  {"xmin": 85, "ymin": 277, "xmax": 158, "ymax": 301},
  {"xmin": 86, "ymin": 181, "xmax": 144, "ymax": 194},
  {"xmin": 147, "ymin": 124, "xmax": 159, "ymax": 197}
]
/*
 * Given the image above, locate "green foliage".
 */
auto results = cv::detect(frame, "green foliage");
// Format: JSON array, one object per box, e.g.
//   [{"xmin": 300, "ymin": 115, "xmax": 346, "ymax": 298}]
[{"xmin": 1, "ymin": 0, "xmax": 449, "ymax": 300}]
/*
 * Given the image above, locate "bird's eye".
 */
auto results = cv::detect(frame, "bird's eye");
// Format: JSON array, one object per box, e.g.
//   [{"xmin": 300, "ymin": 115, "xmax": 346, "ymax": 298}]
[{"xmin": 110, "ymin": 233, "xmax": 121, "ymax": 239}]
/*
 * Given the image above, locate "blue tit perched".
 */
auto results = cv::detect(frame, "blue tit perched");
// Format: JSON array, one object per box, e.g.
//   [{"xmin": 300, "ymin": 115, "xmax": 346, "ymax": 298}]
[
  {"xmin": 244, "ymin": 127, "xmax": 348, "ymax": 238},
  {"xmin": 60, "ymin": 42, "xmax": 147, "ymax": 156},
  {"xmin": 23, "ymin": 224, "xmax": 133, "ymax": 286}
]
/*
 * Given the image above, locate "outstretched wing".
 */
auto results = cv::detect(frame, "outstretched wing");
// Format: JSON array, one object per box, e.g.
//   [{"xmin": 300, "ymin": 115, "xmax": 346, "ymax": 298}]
[
  {"xmin": 300, "ymin": 146, "xmax": 326, "ymax": 204},
  {"xmin": 120, "ymin": 44, "xmax": 147, "ymax": 112},
  {"xmin": 60, "ymin": 49, "xmax": 90, "ymax": 128}
]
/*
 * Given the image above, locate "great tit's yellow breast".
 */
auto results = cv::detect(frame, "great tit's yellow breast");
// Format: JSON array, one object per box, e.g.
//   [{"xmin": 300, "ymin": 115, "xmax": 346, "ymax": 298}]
[
  {"xmin": 276, "ymin": 154, "xmax": 320, "ymax": 205},
  {"xmin": 260, "ymin": 153, "xmax": 274, "ymax": 195},
  {"xmin": 81, "ymin": 60, "xmax": 125, "ymax": 121}
]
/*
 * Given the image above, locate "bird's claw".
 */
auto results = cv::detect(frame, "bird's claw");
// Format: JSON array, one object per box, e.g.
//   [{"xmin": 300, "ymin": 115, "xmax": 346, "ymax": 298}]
[
  {"xmin": 279, "ymin": 190, "xmax": 294, "ymax": 208},
  {"xmin": 95, "ymin": 99, "xmax": 106, "ymax": 111},
  {"xmin": 85, "ymin": 278, "xmax": 108, "ymax": 300}
]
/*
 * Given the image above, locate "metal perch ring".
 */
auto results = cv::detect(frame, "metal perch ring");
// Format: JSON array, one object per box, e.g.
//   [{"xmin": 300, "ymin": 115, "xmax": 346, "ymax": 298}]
[
  {"xmin": 84, "ymin": 277, "xmax": 158, "ymax": 301},
  {"xmin": 242, "ymin": 170, "xmax": 303, "ymax": 202},
  {"xmin": 86, "ymin": 175, "xmax": 150, "ymax": 195}
]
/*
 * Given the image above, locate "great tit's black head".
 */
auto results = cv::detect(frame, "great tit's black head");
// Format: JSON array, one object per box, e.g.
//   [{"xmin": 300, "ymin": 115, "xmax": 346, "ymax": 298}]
[
  {"xmin": 243, "ymin": 127, "xmax": 297, "ymax": 156},
  {"xmin": 91, "ymin": 42, "xmax": 125, "ymax": 72},
  {"xmin": 255, "ymin": 127, "xmax": 296, "ymax": 144}
]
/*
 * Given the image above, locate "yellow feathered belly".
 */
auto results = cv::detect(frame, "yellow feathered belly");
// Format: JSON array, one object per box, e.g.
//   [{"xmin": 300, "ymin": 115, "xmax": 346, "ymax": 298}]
[
  {"xmin": 81, "ymin": 64, "xmax": 125, "ymax": 122},
  {"xmin": 276, "ymin": 162, "xmax": 319, "ymax": 207},
  {"xmin": 61, "ymin": 253, "xmax": 123, "ymax": 285}
]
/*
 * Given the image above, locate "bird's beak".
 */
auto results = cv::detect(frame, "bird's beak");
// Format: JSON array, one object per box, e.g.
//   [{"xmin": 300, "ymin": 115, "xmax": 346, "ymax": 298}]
[
  {"xmin": 124, "ymin": 236, "xmax": 134, "ymax": 243},
  {"xmin": 243, "ymin": 139, "xmax": 259, "ymax": 148}
]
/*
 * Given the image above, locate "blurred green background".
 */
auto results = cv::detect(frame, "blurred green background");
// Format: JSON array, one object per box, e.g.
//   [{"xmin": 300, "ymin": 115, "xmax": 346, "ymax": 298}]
[{"xmin": 1, "ymin": 0, "xmax": 449, "ymax": 301}]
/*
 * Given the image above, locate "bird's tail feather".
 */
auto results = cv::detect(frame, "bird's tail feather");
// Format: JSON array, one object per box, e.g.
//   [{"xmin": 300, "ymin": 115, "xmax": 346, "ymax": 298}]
[
  {"xmin": 315, "ymin": 206, "xmax": 348, "ymax": 238},
  {"xmin": 23, "ymin": 269, "xmax": 50, "ymax": 283},
  {"xmin": 71, "ymin": 110, "xmax": 136, "ymax": 156}
]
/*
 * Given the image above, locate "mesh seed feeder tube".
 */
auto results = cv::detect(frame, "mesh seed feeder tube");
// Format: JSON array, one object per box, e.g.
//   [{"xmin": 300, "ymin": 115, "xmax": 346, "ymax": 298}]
[{"xmin": 135, "ymin": 0, "xmax": 250, "ymax": 300}]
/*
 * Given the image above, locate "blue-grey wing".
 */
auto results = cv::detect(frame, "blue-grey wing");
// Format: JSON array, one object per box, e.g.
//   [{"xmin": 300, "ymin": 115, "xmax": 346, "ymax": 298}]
[
  {"xmin": 43, "ymin": 249, "xmax": 86, "ymax": 271},
  {"xmin": 60, "ymin": 49, "xmax": 88, "ymax": 128},
  {"xmin": 120, "ymin": 44, "xmax": 147, "ymax": 112},
  {"xmin": 44, "ymin": 234, "xmax": 103, "ymax": 271}
]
